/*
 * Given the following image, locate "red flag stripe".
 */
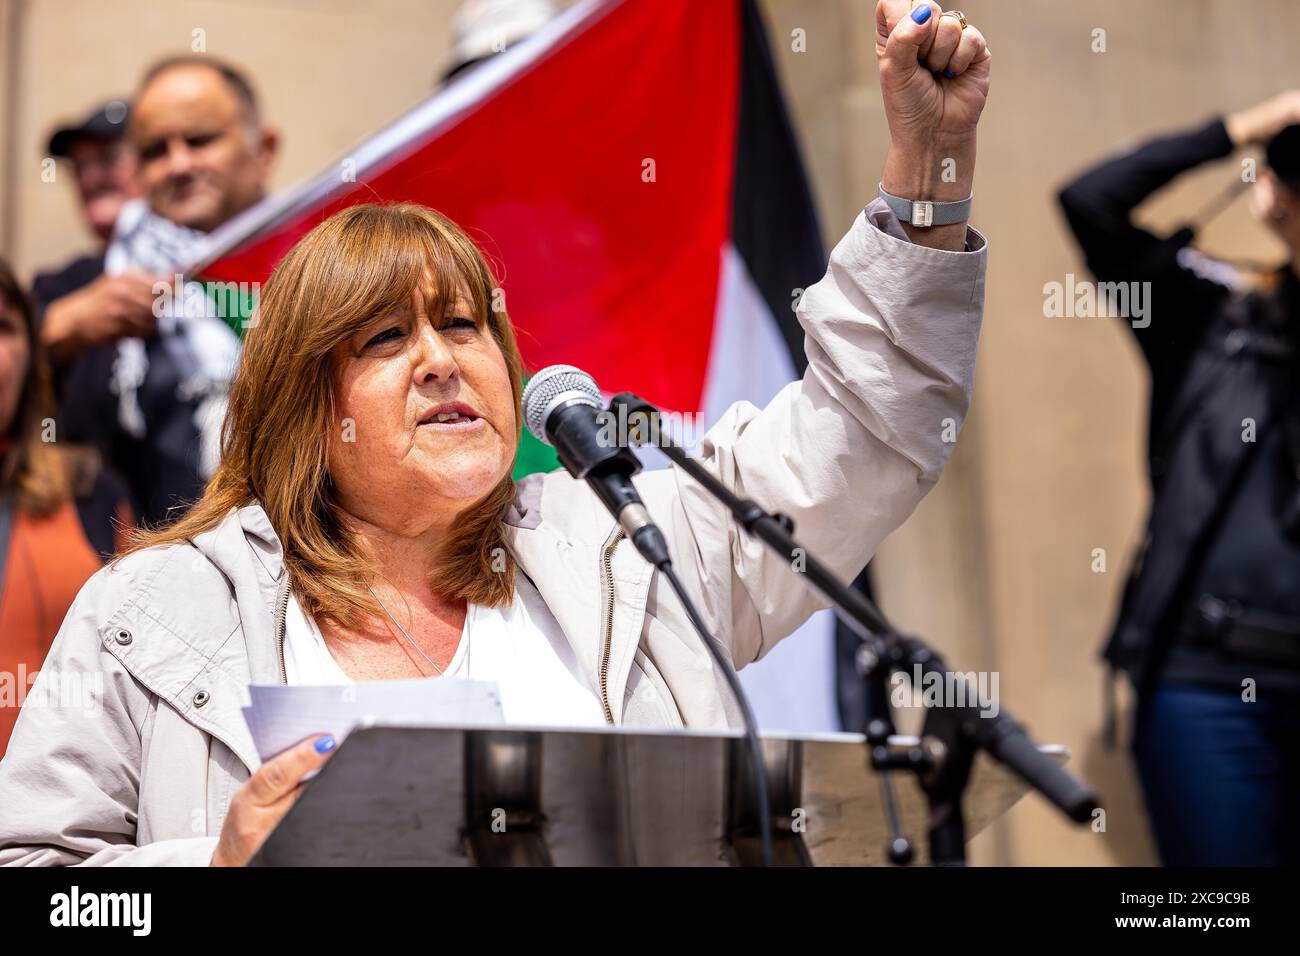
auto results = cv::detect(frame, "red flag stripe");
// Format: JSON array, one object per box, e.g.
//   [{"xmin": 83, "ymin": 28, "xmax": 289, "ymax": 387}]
[{"xmin": 202, "ymin": 0, "xmax": 740, "ymax": 414}]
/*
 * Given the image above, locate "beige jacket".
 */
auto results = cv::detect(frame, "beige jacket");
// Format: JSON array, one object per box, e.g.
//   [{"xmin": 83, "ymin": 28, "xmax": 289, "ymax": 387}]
[{"xmin": 0, "ymin": 200, "xmax": 986, "ymax": 865}]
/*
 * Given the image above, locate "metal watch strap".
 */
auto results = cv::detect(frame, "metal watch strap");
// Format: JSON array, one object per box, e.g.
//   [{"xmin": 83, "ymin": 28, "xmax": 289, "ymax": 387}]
[{"xmin": 877, "ymin": 182, "xmax": 973, "ymax": 227}]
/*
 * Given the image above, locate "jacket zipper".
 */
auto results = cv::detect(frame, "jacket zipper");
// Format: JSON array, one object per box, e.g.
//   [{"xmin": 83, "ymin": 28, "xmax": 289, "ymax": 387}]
[
  {"xmin": 274, "ymin": 577, "xmax": 291, "ymax": 685},
  {"xmin": 598, "ymin": 530, "xmax": 624, "ymax": 725}
]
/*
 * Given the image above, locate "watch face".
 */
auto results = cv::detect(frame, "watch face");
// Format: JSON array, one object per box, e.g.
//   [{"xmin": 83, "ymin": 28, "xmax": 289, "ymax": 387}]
[{"xmin": 880, "ymin": 186, "xmax": 969, "ymax": 227}]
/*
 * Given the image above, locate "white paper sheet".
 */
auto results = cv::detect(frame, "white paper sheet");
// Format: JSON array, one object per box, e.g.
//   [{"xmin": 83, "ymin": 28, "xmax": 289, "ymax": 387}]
[{"xmin": 240, "ymin": 678, "xmax": 504, "ymax": 763}]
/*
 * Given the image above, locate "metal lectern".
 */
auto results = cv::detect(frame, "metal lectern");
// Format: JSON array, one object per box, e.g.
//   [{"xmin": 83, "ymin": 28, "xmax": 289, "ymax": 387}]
[{"xmin": 250, "ymin": 723, "xmax": 1066, "ymax": 866}]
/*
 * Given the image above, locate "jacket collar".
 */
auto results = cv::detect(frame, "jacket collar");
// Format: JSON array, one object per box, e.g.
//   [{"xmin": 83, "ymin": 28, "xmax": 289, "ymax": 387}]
[{"xmin": 190, "ymin": 503, "xmax": 289, "ymax": 689}]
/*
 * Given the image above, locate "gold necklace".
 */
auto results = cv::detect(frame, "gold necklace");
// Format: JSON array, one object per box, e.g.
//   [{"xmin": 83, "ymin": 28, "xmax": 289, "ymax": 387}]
[{"xmin": 366, "ymin": 584, "xmax": 447, "ymax": 676}]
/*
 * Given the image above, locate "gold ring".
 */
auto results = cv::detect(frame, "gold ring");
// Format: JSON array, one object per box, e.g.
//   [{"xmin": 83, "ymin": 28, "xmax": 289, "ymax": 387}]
[{"xmin": 940, "ymin": 10, "xmax": 968, "ymax": 29}]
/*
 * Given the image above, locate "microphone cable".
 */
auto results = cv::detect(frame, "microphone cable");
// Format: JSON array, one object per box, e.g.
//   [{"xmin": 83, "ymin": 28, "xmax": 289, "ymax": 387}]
[{"xmin": 654, "ymin": 558, "xmax": 774, "ymax": 867}]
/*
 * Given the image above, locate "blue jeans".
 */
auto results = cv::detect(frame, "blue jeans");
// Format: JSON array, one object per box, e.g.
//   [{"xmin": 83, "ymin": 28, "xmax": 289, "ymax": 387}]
[{"xmin": 1132, "ymin": 682, "xmax": 1300, "ymax": 866}]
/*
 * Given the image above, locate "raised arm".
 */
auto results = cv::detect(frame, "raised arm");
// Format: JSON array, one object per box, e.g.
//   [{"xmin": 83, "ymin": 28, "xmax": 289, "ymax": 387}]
[
  {"xmin": 1058, "ymin": 90, "xmax": 1300, "ymax": 276},
  {"xmin": 1057, "ymin": 92, "xmax": 1300, "ymax": 380},
  {"xmin": 640, "ymin": 1, "xmax": 990, "ymax": 667},
  {"xmin": 1056, "ymin": 116, "xmax": 1235, "ymax": 373}
]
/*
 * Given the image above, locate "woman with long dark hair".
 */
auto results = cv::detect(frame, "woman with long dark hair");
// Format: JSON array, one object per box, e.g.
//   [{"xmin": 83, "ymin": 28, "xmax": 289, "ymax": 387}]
[{"xmin": 0, "ymin": 260, "xmax": 133, "ymax": 757}]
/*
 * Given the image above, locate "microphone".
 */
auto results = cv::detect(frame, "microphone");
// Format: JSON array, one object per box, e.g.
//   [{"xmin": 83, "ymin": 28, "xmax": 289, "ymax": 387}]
[
  {"xmin": 524, "ymin": 367, "xmax": 778, "ymax": 864},
  {"xmin": 521, "ymin": 365, "xmax": 670, "ymax": 566}
]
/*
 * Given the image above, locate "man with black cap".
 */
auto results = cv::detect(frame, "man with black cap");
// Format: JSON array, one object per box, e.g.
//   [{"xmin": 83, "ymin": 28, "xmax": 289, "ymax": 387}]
[
  {"xmin": 34, "ymin": 100, "xmax": 157, "ymax": 367},
  {"xmin": 46, "ymin": 99, "xmax": 138, "ymax": 245},
  {"xmin": 1059, "ymin": 92, "xmax": 1300, "ymax": 866}
]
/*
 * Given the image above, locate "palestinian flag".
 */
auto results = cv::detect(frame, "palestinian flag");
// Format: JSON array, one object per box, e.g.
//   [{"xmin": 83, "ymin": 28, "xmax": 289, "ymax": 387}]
[
  {"xmin": 194, "ymin": 0, "xmax": 855, "ymax": 730},
  {"xmin": 193, "ymin": 0, "xmax": 823, "ymax": 476}
]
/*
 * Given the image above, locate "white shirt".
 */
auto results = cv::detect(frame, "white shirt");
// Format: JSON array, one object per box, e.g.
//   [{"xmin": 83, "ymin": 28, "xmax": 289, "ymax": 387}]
[{"xmin": 282, "ymin": 576, "xmax": 607, "ymax": 728}]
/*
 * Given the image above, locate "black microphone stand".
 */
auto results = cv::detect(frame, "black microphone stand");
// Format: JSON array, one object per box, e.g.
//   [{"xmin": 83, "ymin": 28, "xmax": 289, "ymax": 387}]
[{"xmin": 610, "ymin": 393, "xmax": 1102, "ymax": 865}]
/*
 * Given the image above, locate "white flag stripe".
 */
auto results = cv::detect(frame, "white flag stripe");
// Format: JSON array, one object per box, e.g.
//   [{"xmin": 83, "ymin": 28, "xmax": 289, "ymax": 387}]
[{"xmin": 710, "ymin": 243, "xmax": 840, "ymax": 732}]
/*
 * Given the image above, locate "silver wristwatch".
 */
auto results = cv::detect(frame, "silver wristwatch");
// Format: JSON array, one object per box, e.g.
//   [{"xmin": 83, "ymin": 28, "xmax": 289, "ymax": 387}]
[{"xmin": 878, "ymin": 182, "xmax": 973, "ymax": 227}]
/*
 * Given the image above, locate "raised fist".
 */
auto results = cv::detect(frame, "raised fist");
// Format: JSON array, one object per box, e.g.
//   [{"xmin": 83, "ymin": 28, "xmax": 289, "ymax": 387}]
[{"xmin": 875, "ymin": 1, "xmax": 991, "ymax": 151}]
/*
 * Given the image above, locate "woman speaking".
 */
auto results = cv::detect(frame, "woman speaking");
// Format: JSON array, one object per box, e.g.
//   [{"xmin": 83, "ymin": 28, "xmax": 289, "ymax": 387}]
[{"xmin": 0, "ymin": 1, "xmax": 990, "ymax": 866}]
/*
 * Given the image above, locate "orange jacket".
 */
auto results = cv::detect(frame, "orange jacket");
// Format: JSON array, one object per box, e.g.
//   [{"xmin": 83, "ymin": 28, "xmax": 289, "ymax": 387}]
[{"xmin": 0, "ymin": 501, "xmax": 128, "ymax": 756}]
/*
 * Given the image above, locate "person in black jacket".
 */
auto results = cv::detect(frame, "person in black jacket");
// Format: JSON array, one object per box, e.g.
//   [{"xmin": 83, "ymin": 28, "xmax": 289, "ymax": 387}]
[{"xmin": 1059, "ymin": 92, "xmax": 1300, "ymax": 866}]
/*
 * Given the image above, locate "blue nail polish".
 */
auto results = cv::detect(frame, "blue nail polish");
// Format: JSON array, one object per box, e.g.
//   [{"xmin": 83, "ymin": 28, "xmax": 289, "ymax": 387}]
[
  {"xmin": 314, "ymin": 735, "xmax": 337, "ymax": 754},
  {"xmin": 944, "ymin": 68, "xmax": 956, "ymax": 79},
  {"xmin": 911, "ymin": 5, "xmax": 932, "ymax": 24}
]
